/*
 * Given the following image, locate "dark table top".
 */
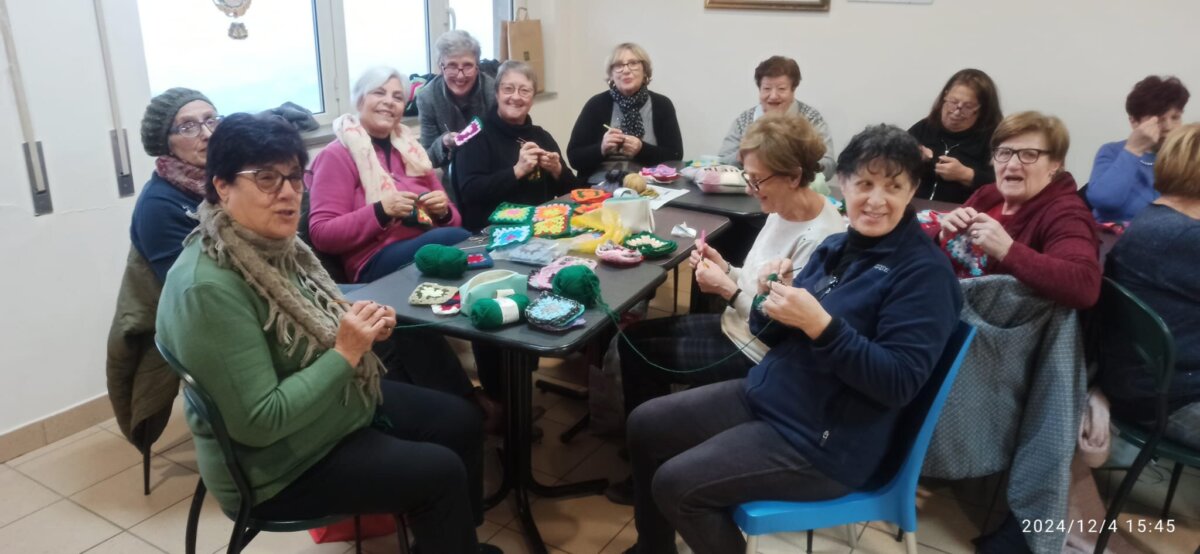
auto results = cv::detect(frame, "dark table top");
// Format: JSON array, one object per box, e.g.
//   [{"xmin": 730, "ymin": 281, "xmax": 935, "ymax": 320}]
[
  {"xmin": 586, "ymin": 161, "xmax": 767, "ymax": 219},
  {"xmin": 346, "ymin": 260, "xmax": 666, "ymax": 357}
]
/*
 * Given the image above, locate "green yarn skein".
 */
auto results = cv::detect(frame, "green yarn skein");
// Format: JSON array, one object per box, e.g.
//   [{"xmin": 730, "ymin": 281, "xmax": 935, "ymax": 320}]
[
  {"xmin": 414, "ymin": 244, "xmax": 468, "ymax": 278},
  {"xmin": 552, "ymin": 265, "xmax": 601, "ymax": 308},
  {"xmin": 470, "ymin": 294, "xmax": 530, "ymax": 329}
]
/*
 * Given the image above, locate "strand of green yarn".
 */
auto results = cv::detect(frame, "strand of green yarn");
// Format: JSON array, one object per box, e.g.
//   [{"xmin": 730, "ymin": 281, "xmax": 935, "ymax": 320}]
[
  {"xmin": 600, "ymin": 307, "xmax": 775, "ymax": 374},
  {"xmin": 414, "ymin": 244, "xmax": 468, "ymax": 279}
]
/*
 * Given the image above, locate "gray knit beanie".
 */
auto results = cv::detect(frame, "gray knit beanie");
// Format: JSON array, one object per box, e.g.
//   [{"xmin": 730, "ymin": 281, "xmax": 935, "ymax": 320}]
[{"xmin": 140, "ymin": 87, "xmax": 212, "ymax": 157}]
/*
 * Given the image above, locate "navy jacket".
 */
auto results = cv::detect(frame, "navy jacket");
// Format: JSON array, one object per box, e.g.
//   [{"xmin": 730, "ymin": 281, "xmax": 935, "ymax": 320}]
[
  {"xmin": 746, "ymin": 213, "xmax": 963, "ymax": 489},
  {"xmin": 130, "ymin": 173, "xmax": 203, "ymax": 283}
]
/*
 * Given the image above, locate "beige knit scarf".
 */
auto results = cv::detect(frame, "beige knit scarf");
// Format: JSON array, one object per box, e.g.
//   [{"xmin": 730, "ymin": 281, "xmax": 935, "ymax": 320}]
[
  {"xmin": 188, "ymin": 202, "xmax": 385, "ymax": 406},
  {"xmin": 332, "ymin": 113, "xmax": 432, "ymax": 205}
]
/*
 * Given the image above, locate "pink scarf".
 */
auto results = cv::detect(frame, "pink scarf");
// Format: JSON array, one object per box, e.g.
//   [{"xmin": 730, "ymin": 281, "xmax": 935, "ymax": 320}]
[{"xmin": 155, "ymin": 156, "xmax": 207, "ymax": 197}]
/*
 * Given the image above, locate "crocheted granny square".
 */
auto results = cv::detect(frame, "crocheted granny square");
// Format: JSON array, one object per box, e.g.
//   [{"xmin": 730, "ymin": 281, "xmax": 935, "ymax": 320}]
[
  {"xmin": 409, "ymin": 282, "xmax": 458, "ymax": 305},
  {"xmin": 945, "ymin": 233, "xmax": 989, "ymax": 278},
  {"xmin": 534, "ymin": 202, "xmax": 574, "ymax": 222},
  {"xmin": 623, "ymin": 232, "xmax": 678, "ymax": 259},
  {"xmin": 504, "ymin": 239, "xmax": 561, "ymax": 266},
  {"xmin": 532, "ymin": 215, "xmax": 571, "ymax": 238},
  {"xmin": 488, "ymin": 202, "xmax": 535, "ymax": 225},
  {"xmin": 432, "ymin": 292, "xmax": 461, "ymax": 315},
  {"xmin": 487, "ymin": 225, "xmax": 532, "ymax": 251},
  {"xmin": 528, "ymin": 256, "xmax": 598, "ymax": 290},
  {"xmin": 525, "ymin": 293, "xmax": 585, "ymax": 332}
]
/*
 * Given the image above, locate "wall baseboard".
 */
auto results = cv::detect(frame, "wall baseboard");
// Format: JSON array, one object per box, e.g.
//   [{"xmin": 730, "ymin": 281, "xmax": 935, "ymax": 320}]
[{"xmin": 0, "ymin": 395, "xmax": 115, "ymax": 463}]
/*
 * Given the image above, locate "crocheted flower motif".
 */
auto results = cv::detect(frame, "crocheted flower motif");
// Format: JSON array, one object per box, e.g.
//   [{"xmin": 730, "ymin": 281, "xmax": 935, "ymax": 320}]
[
  {"xmin": 623, "ymin": 232, "xmax": 677, "ymax": 258},
  {"xmin": 488, "ymin": 225, "xmax": 532, "ymax": 250},
  {"xmin": 409, "ymin": 283, "xmax": 457, "ymax": 305},
  {"xmin": 534, "ymin": 203, "xmax": 573, "ymax": 221},
  {"xmin": 533, "ymin": 216, "xmax": 570, "ymax": 238},
  {"xmin": 488, "ymin": 202, "xmax": 535, "ymax": 225},
  {"xmin": 595, "ymin": 240, "xmax": 644, "ymax": 266}
]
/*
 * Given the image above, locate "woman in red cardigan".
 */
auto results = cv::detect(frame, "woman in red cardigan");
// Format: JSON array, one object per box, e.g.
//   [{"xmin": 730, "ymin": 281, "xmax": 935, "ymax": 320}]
[{"xmin": 936, "ymin": 111, "xmax": 1101, "ymax": 309}]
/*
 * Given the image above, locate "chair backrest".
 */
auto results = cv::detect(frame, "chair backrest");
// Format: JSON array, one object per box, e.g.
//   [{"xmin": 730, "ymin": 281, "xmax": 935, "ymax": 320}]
[
  {"xmin": 1091, "ymin": 277, "xmax": 1177, "ymax": 411},
  {"xmin": 868, "ymin": 322, "xmax": 976, "ymax": 492},
  {"xmin": 298, "ymin": 189, "xmax": 350, "ymax": 283},
  {"xmin": 155, "ymin": 338, "xmax": 258, "ymax": 510}
]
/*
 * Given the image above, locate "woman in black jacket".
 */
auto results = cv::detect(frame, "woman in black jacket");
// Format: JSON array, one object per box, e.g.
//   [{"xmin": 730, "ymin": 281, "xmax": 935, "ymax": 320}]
[
  {"xmin": 567, "ymin": 42, "xmax": 683, "ymax": 179},
  {"xmin": 907, "ymin": 68, "xmax": 1003, "ymax": 203},
  {"xmin": 454, "ymin": 60, "xmax": 577, "ymax": 232}
]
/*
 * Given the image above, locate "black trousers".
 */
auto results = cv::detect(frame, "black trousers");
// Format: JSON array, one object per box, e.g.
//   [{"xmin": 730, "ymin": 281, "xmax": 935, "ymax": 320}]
[
  {"xmin": 376, "ymin": 329, "xmax": 475, "ymax": 397},
  {"xmin": 252, "ymin": 380, "xmax": 484, "ymax": 554}
]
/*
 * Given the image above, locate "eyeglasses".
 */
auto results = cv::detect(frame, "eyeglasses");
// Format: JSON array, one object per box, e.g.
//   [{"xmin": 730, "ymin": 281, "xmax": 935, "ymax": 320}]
[
  {"xmin": 943, "ymin": 97, "xmax": 979, "ymax": 115},
  {"xmin": 992, "ymin": 147, "xmax": 1050, "ymax": 164},
  {"xmin": 235, "ymin": 168, "xmax": 311, "ymax": 195},
  {"xmin": 440, "ymin": 63, "xmax": 477, "ymax": 77},
  {"xmin": 741, "ymin": 171, "xmax": 781, "ymax": 192},
  {"xmin": 499, "ymin": 84, "xmax": 535, "ymax": 98},
  {"xmin": 170, "ymin": 116, "xmax": 223, "ymax": 138},
  {"xmin": 609, "ymin": 60, "xmax": 643, "ymax": 73}
]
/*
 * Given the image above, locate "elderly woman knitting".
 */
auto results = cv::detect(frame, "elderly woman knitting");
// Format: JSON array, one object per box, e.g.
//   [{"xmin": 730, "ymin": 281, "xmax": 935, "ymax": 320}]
[
  {"xmin": 309, "ymin": 66, "xmax": 470, "ymax": 284},
  {"xmin": 935, "ymin": 111, "xmax": 1101, "ymax": 309},
  {"xmin": 623, "ymin": 125, "xmax": 962, "ymax": 554},
  {"xmin": 567, "ymin": 42, "xmax": 683, "ymax": 178},
  {"xmin": 156, "ymin": 113, "xmax": 500, "ymax": 554},
  {"xmin": 417, "ymin": 30, "xmax": 496, "ymax": 169}
]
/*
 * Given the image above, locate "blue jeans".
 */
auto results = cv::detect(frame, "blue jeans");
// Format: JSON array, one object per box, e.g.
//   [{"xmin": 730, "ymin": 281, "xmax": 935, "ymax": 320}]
[{"xmin": 358, "ymin": 227, "xmax": 473, "ymax": 283}]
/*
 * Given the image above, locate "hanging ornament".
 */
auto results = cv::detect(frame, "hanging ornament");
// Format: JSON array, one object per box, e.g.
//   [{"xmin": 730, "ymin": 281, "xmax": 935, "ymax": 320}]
[{"xmin": 213, "ymin": 0, "xmax": 251, "ymax": 40}]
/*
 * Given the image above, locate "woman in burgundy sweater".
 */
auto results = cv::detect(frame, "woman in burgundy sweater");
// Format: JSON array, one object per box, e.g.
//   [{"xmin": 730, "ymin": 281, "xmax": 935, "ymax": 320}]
[{"xmin": 936, "ymin": 111, "xmax": 1101, "ymax": 309}]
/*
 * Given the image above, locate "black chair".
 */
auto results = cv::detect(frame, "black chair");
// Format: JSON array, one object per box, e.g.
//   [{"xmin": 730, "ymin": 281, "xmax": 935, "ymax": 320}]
[
  {"xmin": 298, "ymin": 189, "xmax": 351, "ymax": 284},
  {"xmin": 155, "ymin": 339, "xmax": 411, "ymax": 554},
  {"xmin": 1092, "ymin": 278, "xmax": 1200, "ymax": 553}
]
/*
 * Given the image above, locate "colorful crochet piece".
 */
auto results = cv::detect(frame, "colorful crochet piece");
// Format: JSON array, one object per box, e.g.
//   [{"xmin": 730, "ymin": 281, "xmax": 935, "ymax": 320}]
[
  {"xmin": 525, "ymin": 293, "xmax": 586, "ymax": 332},
  {"xmin": 454, "ymin": 117, "xmax": 483, "ymax": 146},
  {"xmin": 945, "ymin": 233, "xmax": 990, "ymax": 278},
  {"xmin": 466, "ymin": 252, "xmax": 494, "ymax": 269},
  {"xmin": 504, "ymin": 239, "xmax": 561, "ymax": 266},
  {"xmin": 488, "ymin": 202, "xmax": 535, "ymax": 225},
  {"xmin": 534, "ymin": 202, "xmax": 574, "ymax": 222},
  {"xmin": 639, "ymin": 164, "xmax": 679, "ymax": 183},
  {"xmin": 487, "ymin": 225, "xmax": 532, "ymax": 251},
  {"xmin": 529, "ymin": 256, "xmax": 598, "ymax": 290},
  {"xmin": 432, "ymin": 292, "xmax": 462, "ymax": 316},
  {"xmin": 595, "ymin": 240, "xmax": 644, "ymax": 267},
  {"xmin": 623, "ymin": 232, "xmax": 678, "ymax": 259},
  {"xmin": 532, "ymin": 215, "xmax": 571, "ymax": 238},
  {"xmin": 409, "ymin": 282, "xmax": 458, "ymax": 306},
  {"xmin": 569, "ymin": 188, "xmax": 611, "ymax": 204}
]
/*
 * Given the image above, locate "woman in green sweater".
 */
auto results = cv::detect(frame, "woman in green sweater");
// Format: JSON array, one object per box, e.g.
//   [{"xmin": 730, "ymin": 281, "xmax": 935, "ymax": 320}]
[{"xmin": 156, "ymin": 113, "xmax": 500, "ymax": 554}]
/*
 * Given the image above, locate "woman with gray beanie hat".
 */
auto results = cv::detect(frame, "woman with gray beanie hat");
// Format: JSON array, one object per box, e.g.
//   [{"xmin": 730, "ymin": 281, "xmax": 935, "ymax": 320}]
[{"xmin": 130, "ymin": 87, "xmax": 222, "ymax": 282}]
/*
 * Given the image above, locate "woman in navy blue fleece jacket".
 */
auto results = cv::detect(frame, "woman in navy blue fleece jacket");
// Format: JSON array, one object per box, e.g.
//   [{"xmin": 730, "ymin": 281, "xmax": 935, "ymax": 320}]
[{"xmin": 622, "ymin": 125, "xmax": 963, "ymax": 554}]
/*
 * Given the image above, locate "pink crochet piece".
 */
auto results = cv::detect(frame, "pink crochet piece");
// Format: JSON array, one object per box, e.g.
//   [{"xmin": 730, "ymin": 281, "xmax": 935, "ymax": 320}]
[
  {"xmin": 595, "ymin": 240, "xmax": 644, "ymax": 267},
  {"xmin": 529, "ymin": 256, "xmax": 598, "ymax": 290}
]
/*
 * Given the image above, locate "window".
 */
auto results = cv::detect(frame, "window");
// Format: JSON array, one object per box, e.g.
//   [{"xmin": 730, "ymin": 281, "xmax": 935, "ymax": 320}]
[{"xmin": 135, "ymin": 0, "xmax": 510, "ymax": 124}]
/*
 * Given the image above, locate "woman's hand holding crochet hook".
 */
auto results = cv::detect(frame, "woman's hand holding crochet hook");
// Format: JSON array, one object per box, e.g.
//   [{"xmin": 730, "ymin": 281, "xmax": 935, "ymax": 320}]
[
  {"xmin": 762, "ymin": 281, "xmax": 832, "ymax": 339},
  {"xmin": 334, "ymin": 301, "xmax": 393, "ymax": 366}
]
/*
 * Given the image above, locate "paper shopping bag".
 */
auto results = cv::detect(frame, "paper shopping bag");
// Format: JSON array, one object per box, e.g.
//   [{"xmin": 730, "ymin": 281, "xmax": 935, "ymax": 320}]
[{"xmin": 501, "ymin": 8, "xmax": 545, "ymax": 92}]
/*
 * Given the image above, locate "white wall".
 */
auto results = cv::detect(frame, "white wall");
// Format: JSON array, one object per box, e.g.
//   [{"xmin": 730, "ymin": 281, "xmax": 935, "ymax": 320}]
[
  {"xmin": 0, "ymin": 0, "xmax": 153, "ymax": 433},
  {"xmin": 1, "ymin": 0, "xmax": 1198, "ymax": 433},
  {"xmin": 526, "ymin": 0, "xmax": 1200, "ymax": 178}
]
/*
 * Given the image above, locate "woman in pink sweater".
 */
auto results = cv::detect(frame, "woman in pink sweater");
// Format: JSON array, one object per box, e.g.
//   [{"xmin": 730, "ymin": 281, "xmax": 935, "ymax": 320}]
[
  {"xmin": 310, "ymin": 67, "xmax": 471, "ymax": 283},
  {"xmin": 936, "ymin": 111, "xmax": 1101, "ymax": 309}
]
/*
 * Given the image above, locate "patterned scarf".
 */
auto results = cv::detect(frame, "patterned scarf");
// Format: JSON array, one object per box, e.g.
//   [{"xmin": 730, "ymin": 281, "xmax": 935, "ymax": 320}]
[
  {"xmin": 156, "ymin": 156, "xmax": 207, "ymax": 197},
  {"xmin": 332, "ymin": 113, "xmax": 432, "ymax": 205},
  {"xmin": 187, "ymin": 202, "xmax": 385, "ymax": 407},
  {"xmin": 608, "ymin": 82, "xmax": 649, "ymax": 139}
]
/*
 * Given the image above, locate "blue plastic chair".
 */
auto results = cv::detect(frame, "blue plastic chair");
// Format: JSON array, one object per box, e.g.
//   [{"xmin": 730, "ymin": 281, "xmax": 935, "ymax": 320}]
[{"xmin": 733, "ymin": 322, "xmax": 976, "ymax": 554}]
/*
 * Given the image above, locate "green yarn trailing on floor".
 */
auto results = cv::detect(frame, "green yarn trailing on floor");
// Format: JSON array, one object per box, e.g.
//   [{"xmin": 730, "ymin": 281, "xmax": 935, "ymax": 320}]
[
  {"xmin": 470, "ymin": 294, "xmax": 530, "ymax": 329},
  {"xmin": 414, "ymin": 244, "xmax": 468, "ymax": 278},
  {"xmin": 552, "ymin": 265, "xmax": 602, "ymax": 308}
]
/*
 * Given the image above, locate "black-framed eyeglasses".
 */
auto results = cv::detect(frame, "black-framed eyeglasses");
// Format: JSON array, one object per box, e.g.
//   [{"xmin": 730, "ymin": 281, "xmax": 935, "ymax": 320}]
[
  {"xmin": 440, "ymin": 62, "xmax": 478, "ymax": 77},
  {"xmin": 992, "ymin": 147, "xmax": 1049, "ymax": 164},
  {"xmin": 741, "ymin": 170, "xmax": 781, "ymax": 192},
  {"xmin": 235, "ymin": 168, "xmax": 311, "ymax": 195},
  {"xmin": 609, "ymin": 60, "xmax": 643, "ymax": 73},
  {"xmin": 943, "ymin": 97, "xmax": 979, "ymax": 115},
  {"xmin": 170, "ymin": 116, "xmax": 223, "ymax": 138}
]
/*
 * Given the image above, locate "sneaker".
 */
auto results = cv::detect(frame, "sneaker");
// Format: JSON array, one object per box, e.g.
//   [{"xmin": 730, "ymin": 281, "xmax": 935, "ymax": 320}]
[{"xmin": 604, "ymin": 474, "xmax": 635, "ymax": 506}]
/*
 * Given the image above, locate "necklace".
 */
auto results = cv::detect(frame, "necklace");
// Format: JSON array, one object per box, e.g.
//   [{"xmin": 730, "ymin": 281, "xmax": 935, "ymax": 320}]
[{"xmin": 941, "ymin": 140, "xmax": 963, "ymax": 156}]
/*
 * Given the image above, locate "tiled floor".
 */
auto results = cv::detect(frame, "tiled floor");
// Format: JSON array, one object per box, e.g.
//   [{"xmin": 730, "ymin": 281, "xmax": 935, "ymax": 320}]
[{"xmin": 3, "ymin": 276, "xmax": 1198, "ymax": 553}]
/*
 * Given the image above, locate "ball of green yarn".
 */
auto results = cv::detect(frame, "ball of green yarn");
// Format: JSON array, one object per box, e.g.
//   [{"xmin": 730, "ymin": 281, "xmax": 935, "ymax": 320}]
[
  {"xmin": 470, "ymin": 294, "xmax": 531, "ymax": 329},
  {"xmin": 552, "ymin": 265, "xmax": 601, "ymax": 308},
  {"xmin": 414, "ymin": 244, "xmax": 467, "ymax": 278}
]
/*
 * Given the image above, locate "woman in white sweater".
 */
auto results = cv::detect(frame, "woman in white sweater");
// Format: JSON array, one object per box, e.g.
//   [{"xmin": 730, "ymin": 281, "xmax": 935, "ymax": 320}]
[{"xmin": 607, "ymin": 113, "xmax": 844, "ymax": 504}]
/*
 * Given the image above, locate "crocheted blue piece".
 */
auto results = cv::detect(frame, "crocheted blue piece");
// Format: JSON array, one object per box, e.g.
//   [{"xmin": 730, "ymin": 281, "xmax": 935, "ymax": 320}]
[{"xmin": 525, "ymin": 293, "xmax": 585, "ymax": 332}]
